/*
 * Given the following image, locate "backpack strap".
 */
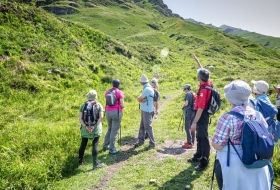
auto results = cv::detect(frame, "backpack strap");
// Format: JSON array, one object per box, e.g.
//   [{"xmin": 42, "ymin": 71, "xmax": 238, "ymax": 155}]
[
  {"xmin": 226, "ymin": 111, "xmax": 244, "ymax": 167},
  {"xmin": 227, "ymin": 111, "xmax": 244, "ymax": 120}
]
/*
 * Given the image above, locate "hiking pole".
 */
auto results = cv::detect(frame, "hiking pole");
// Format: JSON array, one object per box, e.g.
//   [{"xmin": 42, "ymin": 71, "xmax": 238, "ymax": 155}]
[
  {"xmin": 119, "ymin": 123, "xmax": 122, "ymax": 147},
  {"xmin": 182, "ymin": 112, "xmax": 185, "ymax": 132},
  {"xmin": 210, "ymin": 152, "xmax": 217, "ymax": 190},
  {"xmin": 177, "ymin": 111, "xmax": 184, "ymax": 131}
]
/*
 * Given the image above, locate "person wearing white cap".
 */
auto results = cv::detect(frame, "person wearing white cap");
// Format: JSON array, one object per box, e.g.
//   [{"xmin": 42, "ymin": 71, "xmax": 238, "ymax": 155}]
[
  {"xmin": 250, "ymin": 80, "xmax": 278, "ymax": 126},
  {"xmin": 251, "ymin": 80, "xmax": 271, "ymax": 104},
  {"xmin": 78, "ymin": 90, "xmax": 105, "ymax": 169},
  {"xmin": 144, "ymin": 77, "xmax": 160, "ymax": 139},
  {"xmin": 274, "ymin": 85, "xmax": 280, "ymax": 121},
  {"xmin": 135, "ymin": 74, "xmax": 156, "ymax": 149},
  {"xmin": 211, "ymin": 80, "xmax": 271, "ymax": 190}
]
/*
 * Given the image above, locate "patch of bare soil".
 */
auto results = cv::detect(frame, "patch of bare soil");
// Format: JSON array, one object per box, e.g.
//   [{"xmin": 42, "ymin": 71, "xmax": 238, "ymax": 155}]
[
  {"xmin": 91, "ymin": 93, "xmax": 215, "ymax": 189},
  {"xmin": 155, "ymin": 139, "xmax": 196, "ymax": 160}
]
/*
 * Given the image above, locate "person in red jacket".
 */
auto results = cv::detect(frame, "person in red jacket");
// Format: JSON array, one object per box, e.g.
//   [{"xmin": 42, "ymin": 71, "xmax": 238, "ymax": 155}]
[{"xmin": 188, "ymin": 53, "xmax": 212, "ymax": 171}]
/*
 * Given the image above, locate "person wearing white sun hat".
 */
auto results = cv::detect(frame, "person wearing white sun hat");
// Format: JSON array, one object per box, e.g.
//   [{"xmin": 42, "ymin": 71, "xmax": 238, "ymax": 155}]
[
  {"xmin": 78, "ymin": 90, "xmax": 104, "ymax": 169},
  {"xmin": 212, "ymin": 80, "xmax": 271, "ymax": 190},
  {"xmin": 251, "ymin": 80, "xmax": 271, "ymax": 103}
]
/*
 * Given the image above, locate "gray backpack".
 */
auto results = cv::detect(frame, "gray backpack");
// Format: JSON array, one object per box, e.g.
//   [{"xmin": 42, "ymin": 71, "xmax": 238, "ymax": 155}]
[{"xmin": 106, "ymin": 89, "xmax": 117, "ymax": 106}]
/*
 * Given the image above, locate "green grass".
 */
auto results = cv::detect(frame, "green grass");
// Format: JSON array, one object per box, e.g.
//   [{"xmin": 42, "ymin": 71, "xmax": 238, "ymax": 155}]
[
  {"xmin": 0, "ymin": 0, "xmax": 280, "ymax": 189},
  {"xmin": 219, "ymin": 25, "xmax": 280, "ymax": 52}
]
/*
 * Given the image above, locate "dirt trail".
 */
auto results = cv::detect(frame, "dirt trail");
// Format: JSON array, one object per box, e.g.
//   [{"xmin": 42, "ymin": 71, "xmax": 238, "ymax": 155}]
[{"xmin": 91, "ymin": 92, "xmax": 214, "ymax": 190}]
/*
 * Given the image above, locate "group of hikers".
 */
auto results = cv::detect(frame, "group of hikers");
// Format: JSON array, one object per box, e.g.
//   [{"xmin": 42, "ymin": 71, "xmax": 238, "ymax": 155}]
[
  {"xmin": 77, "ymin": 53, "xmax": 280, "ymax": 189},
  {"xmin": 78, "ymin": 74, "xmax": 160, "ymax": 169}
]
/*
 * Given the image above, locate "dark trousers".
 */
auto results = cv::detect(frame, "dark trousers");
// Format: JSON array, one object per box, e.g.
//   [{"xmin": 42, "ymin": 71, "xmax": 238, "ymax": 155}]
[
  {"xmin": 79, "ymin": 137, "xmax": 99, "ymax": 164},
  {"xmin": 277, "ymin": 108, "xmax": 280, "ymax": 121},
  {"xmin": 193, "ymin": 110, "xmax": 210, "ymax": 166},
  {"xmin": 185, "ymin": 109, "xmax": 195, "ymax": 144}
]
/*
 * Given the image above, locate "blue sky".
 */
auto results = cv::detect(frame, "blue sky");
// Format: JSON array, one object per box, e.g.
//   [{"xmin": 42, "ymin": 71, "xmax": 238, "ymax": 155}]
[{"xmin": 162, "ymin": 0, "xmax": 280, "ymax": 37}]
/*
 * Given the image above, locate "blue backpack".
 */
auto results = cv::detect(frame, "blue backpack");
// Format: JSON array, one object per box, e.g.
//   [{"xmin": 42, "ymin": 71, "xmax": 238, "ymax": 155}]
[
  {"xmin": 227, "ymin": 111, "xmax": 274, "ymax": 169},
  {"xmin": 250, "ymin": 99, "xmax": 280, "ymax": 142},
  {"xmin": 269, "ymin": 120, "xmax": 280, "ymax": 143}
]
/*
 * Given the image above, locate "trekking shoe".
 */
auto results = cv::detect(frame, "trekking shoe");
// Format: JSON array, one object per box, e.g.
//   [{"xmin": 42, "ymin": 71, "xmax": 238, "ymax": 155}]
[
  {"xmin": 145, "ymin": 145, "xmax": 155, "ymax": 150},
  {"xmin": 134, "ymin": 142, "xmax": 144, "ymax": 148},
  {"xmin": 187, "ymin": 157, "xmax": 200, "ymax": 163},
  {"xmin": 93, "ymin": 161, "xmax": 105, "ymax": 169},
  {"xmin": 78, "ymin": 159, "xmax": 85, "ymax": 167},
  {"xmin": 194, "ymin": 163, "xmax": 208, "ymax": 171},
  {"xmin": 109, "ymin": 149, "xmax": 119, "ymax": 154},
  {"xmin": 102, "ymin": 146, "xmax": 109, "ymax": 151},
  {"xmin": 182, "ymin": 142, "xmax": 193, "ymax": 149}
]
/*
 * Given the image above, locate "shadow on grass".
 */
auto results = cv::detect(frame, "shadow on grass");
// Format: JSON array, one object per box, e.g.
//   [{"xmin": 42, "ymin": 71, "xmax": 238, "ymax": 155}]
[
  {"xmin": 98, "ymin": 135, "xmax": 151, "ymax": 166},
  {"xmin": 157, "ymin": 146, "xmax": 186, "ymax": 155},
  {"xmin": 158, "ymin": 164, "xmax": 211, "ymax": 190}
]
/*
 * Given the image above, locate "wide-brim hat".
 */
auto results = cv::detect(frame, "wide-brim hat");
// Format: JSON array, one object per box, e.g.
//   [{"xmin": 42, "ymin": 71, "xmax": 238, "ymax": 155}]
[
  {"xmin": 274, "ymin": 85, "xmax": 280, "ymax": 89},
  {"xmin": 224, "ymin": 80, "xmax": 251, "ymax": 106},
  {"xmin": 251, "ymin": 80, "xmax": 269, "ymax": 94},
  {"xmin": 86, "ymin": 90, "xmax": 97, "ymax": 100}
]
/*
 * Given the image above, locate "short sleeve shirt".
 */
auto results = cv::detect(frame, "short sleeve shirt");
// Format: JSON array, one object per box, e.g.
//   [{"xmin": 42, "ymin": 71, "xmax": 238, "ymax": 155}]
[
  {"xmin": 184, "ymin": 91, "xmax": 194, "ymax": 110},
  {"xmin": 212, "ymin": 105, "xmax": 268, "ymax": 146},
  {"xmin": 79, "ymin": 101, "xmax": 103, "ymax": 139},
  {"xmin": 105, "ymin": 87, "xmax": 124, "ymax": 112},
  {"xmin": 140, "ymin": 83, "xmax": 154, "ymax": 112},
  {"xmin": 194, "ymin": 80, "xmax": 212, "ymax": 110}
]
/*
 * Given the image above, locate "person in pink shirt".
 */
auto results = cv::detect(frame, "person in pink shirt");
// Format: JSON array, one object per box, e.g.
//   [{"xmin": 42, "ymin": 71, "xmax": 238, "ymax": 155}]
[{"xmin": 102, "ymin": 79, "xmax": 125, "ymax": 154}]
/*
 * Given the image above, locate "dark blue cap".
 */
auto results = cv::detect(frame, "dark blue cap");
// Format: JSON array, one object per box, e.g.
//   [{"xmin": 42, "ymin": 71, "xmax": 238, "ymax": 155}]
[{"xmin": 112, "ymin": 79, "xmax": 120, "ymax": 88}]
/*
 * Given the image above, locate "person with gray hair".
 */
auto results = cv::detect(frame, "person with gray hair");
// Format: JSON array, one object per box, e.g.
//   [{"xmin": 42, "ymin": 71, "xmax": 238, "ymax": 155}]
[
  {"xmin": 135, "ymin": 74, "xmax": 156, "ymax": 149},
  {"xmin": 188, "ymin": 53, "xmax": 212, "ymax": 171},
  {"xmin": 78, "ymin": 90, "xmax": 104, "ymax": 169},
  {"xmin": 212, "ymin": 80, "xmax": 271, "ymax": 190}
]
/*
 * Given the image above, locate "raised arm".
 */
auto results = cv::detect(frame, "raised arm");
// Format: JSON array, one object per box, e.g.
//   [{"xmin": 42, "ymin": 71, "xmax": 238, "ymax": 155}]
[{"xmin": 191, "ymin": 53, "xmax": 203, "ymax": 69}]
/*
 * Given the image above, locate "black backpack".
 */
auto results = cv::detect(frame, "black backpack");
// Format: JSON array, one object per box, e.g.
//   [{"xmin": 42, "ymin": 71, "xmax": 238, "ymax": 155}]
[
  {"xmin": 106, "ymin": 89, "xmax": 117, "ymax": 106},
  {"xmin": 201, "ymin": 86, "xmax": 222, "ymax": 115},
  {"xmin": 153, "ymin": 89, "xmax": 160, "ymax": 102},
  {"xmin": 82, "ymin": 101, "xmax": 99, "ymax": 127}
]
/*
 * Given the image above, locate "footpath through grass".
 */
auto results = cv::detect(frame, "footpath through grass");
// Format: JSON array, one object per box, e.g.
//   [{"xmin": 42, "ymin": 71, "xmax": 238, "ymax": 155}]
[{"xmin": 50, "ymin": 91, "xmax": 220, "ymax": 190}]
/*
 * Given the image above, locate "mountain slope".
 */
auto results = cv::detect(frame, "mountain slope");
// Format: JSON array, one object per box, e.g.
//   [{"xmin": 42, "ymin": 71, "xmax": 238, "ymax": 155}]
[
  {"xmin": 186, "ymin": 18, "xmax": 280, "ymax": 52},
  {"xmin": 1, "ymin": 0, "xmax": 280, "ymax": 189}
]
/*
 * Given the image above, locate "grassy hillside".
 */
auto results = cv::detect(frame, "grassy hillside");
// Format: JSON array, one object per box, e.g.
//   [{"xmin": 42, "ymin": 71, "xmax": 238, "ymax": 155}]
[
  {"xmin": 186, "ymin": 19, "xmax": 280, "ymax": 52},
  {"xmin": 219, "ymin": 25, "xmax": 280, "ymax": 52},
  {"xmin": 1, "ymin": 0, "xmax": 280, "ymax": 189}
]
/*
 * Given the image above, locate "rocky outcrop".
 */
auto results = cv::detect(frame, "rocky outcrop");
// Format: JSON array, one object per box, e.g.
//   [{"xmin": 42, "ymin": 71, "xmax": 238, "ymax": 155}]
[
  {"xmin": 42, "ymin": 6, "xmax": 78, "ymax": 15},
  {"xmin": 35, "ymin": 0, "xmax": 79, "ymax": 15},
  {"xmin": 223, "ymin": 28, "xmax": 234, "ymax": 33},
  {"xmin": 148, "ymin": 0, "xmax": 182, "ymax": 18}
]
